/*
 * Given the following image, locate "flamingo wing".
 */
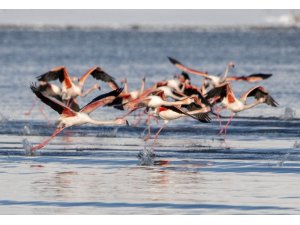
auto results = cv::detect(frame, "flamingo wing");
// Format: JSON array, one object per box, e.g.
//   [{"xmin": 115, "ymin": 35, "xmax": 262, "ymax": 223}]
[
  {"xmin": 83, "ymin": 67, "xmax": 120, "ymax": 90},
  {"xmin": 163, "ymin": 105, "xmax": 211, "ymax": 123},
  {"xmin": 30, "ymin": 83, "xmax": 76, "ymax": 117},
  {"xmin": 36, "ymin": 66, "xmax": 66, "ymax": 82},
  {"xmin": 122, "ymin": 85, "xmax": 157, "ymax": 110},
  {"xmin": 78, "ymin": 66, "xmax": 98, "ymax": 86},
  {"xmin": 184, "ymin": 86, "xmax": 210, "ymax": 106},
  {"xmin": 168, "ymin": 57, "xmax": 210, "ymax": 79},
  {"xmin": 241, "ymin": 86, "xmax": 278, "ymax": 107},
  {"xmin": 80, "ymin": 88, "xmax": 123, "ymax": 114},
  {"xmin": 226, "ymin": 73, "xmax": 272, "ymax": 82},
  {"xmin": 205, "ymin": 83, "xmax": 229, "ymax": 103}
]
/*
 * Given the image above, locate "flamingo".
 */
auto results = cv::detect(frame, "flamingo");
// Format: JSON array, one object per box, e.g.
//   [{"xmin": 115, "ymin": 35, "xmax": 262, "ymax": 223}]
[
  {"xmin": 205, "ymin": 82, "xmax": 278, "ymax": 135},
  {"xmin": 168, "ymin": 57, "xmax": 272, "ymax": 87},
  {"xmin": 121, "ymin": 77, "xmax": 146, "ymax": 100},
  {"xmin": 129, "ymin": 90, "xmax": 204, "ymax": 140},
  {"xmin": 36, "ymin": 66, "xmax": 103, "ymax": 102},
  {"xmin": 152, "ymin": 104, "xmax": 211, "ymax": 145},
  {"xmin": 29, "ymin": 84, "xmax": 127, "ymax": 151}
]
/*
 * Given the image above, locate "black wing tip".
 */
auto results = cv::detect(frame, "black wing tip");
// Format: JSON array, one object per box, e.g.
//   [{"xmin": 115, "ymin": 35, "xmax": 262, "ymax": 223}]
[
  {"xmin": 168, "ymin": 56, "xmax": 180, "ymax": 65},
  {"xmin": 30, "ymin": 82, "xmax": 39, "ymax": 93},
  {"xmin": 194, "ymin": 112, "xmax": 211, "ymax": 123},
  {"xmin": 260, "ymin": 73, "xmax": 272, "ymax": 79},
  {"xmin": 270, "ymin": 97, "xmax": 279, "ymax": 107},
  {"xmin": 114, "ymin": 87, "xmax": 124, "ymax": 96},
  {"xmin": 249, "ymin": 73, "xmax": 273, "ymax": 79}
]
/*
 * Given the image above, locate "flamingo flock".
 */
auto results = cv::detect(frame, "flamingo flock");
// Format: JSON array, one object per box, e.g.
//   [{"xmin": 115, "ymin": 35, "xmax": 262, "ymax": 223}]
[{"xmin": 27, "ymin": 57, "xmax": 278, "ymax": 152}]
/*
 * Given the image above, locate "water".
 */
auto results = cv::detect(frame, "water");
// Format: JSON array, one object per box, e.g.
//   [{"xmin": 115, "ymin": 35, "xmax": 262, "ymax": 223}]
[{"xmin": 0, "ymin": 26, "xmax": 300, "ymax": 214}]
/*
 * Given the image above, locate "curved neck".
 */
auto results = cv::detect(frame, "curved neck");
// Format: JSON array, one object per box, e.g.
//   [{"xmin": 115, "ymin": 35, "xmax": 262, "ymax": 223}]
[
  {"xmin": 123, "ymin": 80, "xmax": 129, "ymax": 93},
  {"xmin": 140, "ymin": 79, "xmax": 145, "ymax": 94},
  {"xmin": 80, "ymin": 86, "xmax": 96, "ymax": 97},
  {"xmin": 221, "ymin": 64, "xmax": 231, "ymax": 81}
]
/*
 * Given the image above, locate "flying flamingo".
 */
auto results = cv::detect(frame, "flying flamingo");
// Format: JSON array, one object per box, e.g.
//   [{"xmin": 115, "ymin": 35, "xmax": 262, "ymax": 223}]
[
  {"xmin": 205, "ymin": 82, "xmax": 278, "ymax": 135},
  {"xmin": 36, "ymin": 66, "xmax": 104, "ymax": 102},
  {"xmin": 121, "ymin": 77, "xmax": 146, "ymax": 100},
  {"xmin": 128, "ymin": 90, "xmax": 204, "ymax": 140},
  {"xmin": 29, "ymin": 84, "xmax": 127, "ymax": 151},
  {"xmin": 168, "ymin": 57, "xmax": 272, "ymax": 87},
  {"xmin": 152, "ymin": 100, "xmax": 211, "ymax": 145}
]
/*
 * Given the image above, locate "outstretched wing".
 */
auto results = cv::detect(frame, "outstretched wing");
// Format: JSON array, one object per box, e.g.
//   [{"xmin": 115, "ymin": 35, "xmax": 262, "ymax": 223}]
[
  {"xmin": 241, "ymin": 86, "xmax": 278, "ymax": 107},
  {"xmin": 226, "ymin": 73, "xmax": 272, "ymax": 82},
  {"xmin": 168, "ymin": 57, "xmax": 210, "ymax": 79},
  {"xmin": 79, "ymin": 67, "xmax": 119, "ymax": 89},
  {"xmin": 184, "ymin": 86, "xmax": 210, "ymax": 106},
  {"xmin": 37, "ymin": 66, "xmax": 72, "ymax": 89},
  {"xmin": 80, "ymin": 88, "xmax": 123, "ymax": 114},
  {"xmin": 162, "ymin": 105, "xmax": 210, "ymax": 123},
  {"xmin": 79, "ymin": 66, "xmax": 120, "ymax": 90},
  {"xmin": 30, "ymin": 83, "xmax": 76, "ymax": 117},
  {"xmin": 122, "ymin": 85, "xmax": 157, "ymax": 110}
]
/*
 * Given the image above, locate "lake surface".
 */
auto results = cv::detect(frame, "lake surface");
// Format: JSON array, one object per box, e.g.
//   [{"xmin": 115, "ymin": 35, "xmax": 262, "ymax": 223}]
[{"xmin": 0, "ymin": 26, "xmax": 299, "ymax": 214}]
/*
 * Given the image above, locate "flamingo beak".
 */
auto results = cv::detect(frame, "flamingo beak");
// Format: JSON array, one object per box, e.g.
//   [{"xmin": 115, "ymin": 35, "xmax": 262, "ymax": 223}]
[{"xmin": 126, "ymin": 120, "xmax": 130, "ymax": 126}]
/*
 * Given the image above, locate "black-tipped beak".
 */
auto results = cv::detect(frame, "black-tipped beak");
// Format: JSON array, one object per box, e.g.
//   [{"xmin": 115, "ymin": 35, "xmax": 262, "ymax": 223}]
[{"xmin": 126, "ymin": 120, "xmax": 129, "ymax": 126}]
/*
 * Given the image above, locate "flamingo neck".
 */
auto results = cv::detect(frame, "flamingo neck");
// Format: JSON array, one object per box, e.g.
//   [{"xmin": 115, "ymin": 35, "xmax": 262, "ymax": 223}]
[
  {"xmin": 124, "ymin": 80, "xmax": 129, "ymax": 94},
  {"xmin": 139, "ymin": 79, "xmax": 145, "ymax": 95},
  {"xmin": 221, "ymin": 64, "xmax": 231, "ymax": 81},
  {"xmin": 80, "ymin": 86, "xmax": 96, "ymax": 97}
]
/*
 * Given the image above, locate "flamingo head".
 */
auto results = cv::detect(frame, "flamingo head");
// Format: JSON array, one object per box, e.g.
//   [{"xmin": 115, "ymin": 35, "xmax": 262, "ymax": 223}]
[
  {"xmin": 228, "ymin": 61, "xmax": 235, "ymax": 68},
  {"xmin": 71, "ymin": 77, "xmax": 80, "ymax": 82}
]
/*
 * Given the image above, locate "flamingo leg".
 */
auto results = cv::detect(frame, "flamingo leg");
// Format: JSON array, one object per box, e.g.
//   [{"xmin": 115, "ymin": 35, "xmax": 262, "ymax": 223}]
[
  {"xmin": 215, "ymin": 106, "xmax": 223, "ymax": 134},
  {"xmin": 131, "ymin": 109, "xmax": 145, "ymax": 127},
  {"xmin": 144, "ymin": 113, "xmax": 152, "ymax": 141},
  {"xmin": 153, "ymin": 123, "xmax": 167, "ymax": 145},
  {"xmin": 119, "ymin": 107, "xmax": 139, "ymax": 120},
  {"xmin": 38, "ymin": 105, "xmax": 51, "ymax": 125},
  {"xmin": 24, "ymin": 97, "xmax": 38, "ymax": 116},
  {"xmin": 30, "ymin": 127, "xmax": 64, "ymax": 151},
  {"xmin": 222, "ymin": 113, "xmax": 235, "ymax": 137}
]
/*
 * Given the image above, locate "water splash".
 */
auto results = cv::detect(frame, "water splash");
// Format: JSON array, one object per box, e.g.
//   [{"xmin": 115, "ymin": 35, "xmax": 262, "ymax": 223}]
[
  {"xmin": 293, "ymin": 141, "xmax": 300, "ymax": 148},
  {"xmin": 280, "ymin": 107, "xmax": 296, "ymax": 120},
  {"xmin": 22, "ymin": 138, "xmax": 35, "ymax": 156},
  {"xmin": 23, "ymin": 125, "xmax": 31, "ymax": 135},
  {"xmin": 137, "ymin": 146, "xmax": 155, "ymax": 166},
  {"xmin": 0, "ymin": 113, "xmax": 8, "ymax": 123}
]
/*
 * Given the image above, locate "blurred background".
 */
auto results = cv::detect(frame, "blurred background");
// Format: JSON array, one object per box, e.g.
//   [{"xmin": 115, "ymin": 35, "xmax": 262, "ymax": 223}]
[{"xmin": 0, "ymin": 9, "xmax": 300, "ymax": 27}]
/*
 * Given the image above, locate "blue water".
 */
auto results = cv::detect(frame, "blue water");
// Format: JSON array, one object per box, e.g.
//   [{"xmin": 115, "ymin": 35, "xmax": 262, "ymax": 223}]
[{"xmin": 0, "ymin": 26, "xmax": 300, "ymax": 214}]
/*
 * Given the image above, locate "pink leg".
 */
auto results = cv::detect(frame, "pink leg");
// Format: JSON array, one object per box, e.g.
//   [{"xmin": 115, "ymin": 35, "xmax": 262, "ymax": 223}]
[
  {"xmin": 131, "ymin": 110, "xmax": 145, "ymax": 127},
  {"xmin": 24, "ymin": 97, "xmax": 38, "ymax": 116},
  {"xmin": 153, "ymin": 123, "xmax": 166, "ymax": 145},
  {"xmin": 118, "ymin": 108, "xmax": 139, "ymax": 120},
  {"xmin": 38, "ymin": 105, "xmax": 51, "ymax": 125},
  {"xmin": 31, "ymin": 127, "xmax": 64, "ymax": 151},
  {"xmin": 215, "ymin": 107, "xmax": 224, "ymax": 134},
  {"xmin": 222, "ymin": 113, "xmax": 235, "ymax": 137},
  {"xmin": 144, "ymin": 113, "xmax": 152, "ymax": 141}
]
